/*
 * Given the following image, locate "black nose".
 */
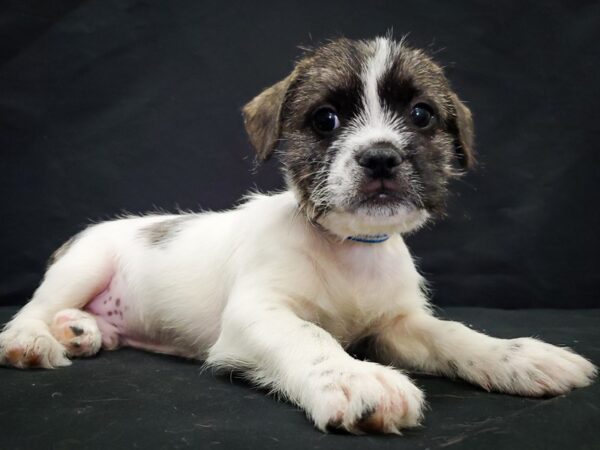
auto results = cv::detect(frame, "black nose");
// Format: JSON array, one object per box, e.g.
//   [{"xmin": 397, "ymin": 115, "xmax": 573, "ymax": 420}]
[{"xmin": 356, "ymin": 147, "xmax": 402, "ymax": 179}]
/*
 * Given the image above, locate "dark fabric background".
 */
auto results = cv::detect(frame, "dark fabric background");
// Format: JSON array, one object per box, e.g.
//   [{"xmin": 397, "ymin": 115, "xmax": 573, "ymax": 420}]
[{"xmin": 1, "ymin": 0, "xmax": 599, "ymax": 308}]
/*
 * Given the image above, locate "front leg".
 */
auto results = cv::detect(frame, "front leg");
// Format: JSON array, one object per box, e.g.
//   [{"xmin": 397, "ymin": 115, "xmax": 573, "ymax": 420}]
[
  {"xmin": 375, "ymin": 312, "xmax": 597, "ymax": 396},
  {"xmin": 207, "ymin": 287, "xmax": 424, "ymax": 434}
]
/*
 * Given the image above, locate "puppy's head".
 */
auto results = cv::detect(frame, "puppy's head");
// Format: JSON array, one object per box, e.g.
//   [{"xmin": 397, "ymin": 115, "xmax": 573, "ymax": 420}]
[{"xmin": 243, "ymin": 37, "xmax": 475, "ymax": 239}]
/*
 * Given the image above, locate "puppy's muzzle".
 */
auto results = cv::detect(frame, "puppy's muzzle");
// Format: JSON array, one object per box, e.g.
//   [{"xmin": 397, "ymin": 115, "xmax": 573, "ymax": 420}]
[
  {"xmin": 356, "ymin": 146, "xmax": 402, "ymax": 180},
  {"xmin": 356, "ymin": 145, "xmax": 407, "ymax": 199}
]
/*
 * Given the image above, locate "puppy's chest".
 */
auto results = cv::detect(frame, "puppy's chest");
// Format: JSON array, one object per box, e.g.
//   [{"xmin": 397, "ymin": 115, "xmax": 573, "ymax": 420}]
[{"xmin": 304, "ymin": 243, "xmax": 420, "ymax": 341}]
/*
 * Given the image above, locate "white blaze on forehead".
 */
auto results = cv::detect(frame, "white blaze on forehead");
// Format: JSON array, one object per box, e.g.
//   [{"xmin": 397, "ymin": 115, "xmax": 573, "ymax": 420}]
[
  {"xmin": 319, "ymin": 37, "xmax": 414, "ymax": 217},
  {"xmin": 362, "ymin": 37, "xmax": 393, "ymax": 127},
  {"xmin": 344, "ymin": 37, "xmax": 409, "ymax": 150}
]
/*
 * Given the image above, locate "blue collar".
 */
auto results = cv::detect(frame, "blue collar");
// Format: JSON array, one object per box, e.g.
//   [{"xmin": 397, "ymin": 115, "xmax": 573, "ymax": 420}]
[{"xmin": 347, "ymin": 234, "xmax": 390, "ymax": 244}]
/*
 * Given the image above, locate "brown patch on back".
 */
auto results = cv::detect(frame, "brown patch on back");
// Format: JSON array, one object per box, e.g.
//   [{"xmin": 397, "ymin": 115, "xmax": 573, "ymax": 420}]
[{"xmin": 141, "ymin": 216, "xmax": 195, "ymax": 247}]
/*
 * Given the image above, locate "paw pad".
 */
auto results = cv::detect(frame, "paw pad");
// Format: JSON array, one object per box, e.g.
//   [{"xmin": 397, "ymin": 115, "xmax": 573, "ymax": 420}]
[{"xmin": 50, "ymin": 309, "xmax": 101, "ymax": 358}]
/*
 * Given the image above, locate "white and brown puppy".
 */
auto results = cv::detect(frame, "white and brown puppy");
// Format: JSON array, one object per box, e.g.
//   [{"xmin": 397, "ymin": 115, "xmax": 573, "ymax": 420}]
[{"xmin": 0, "ymin": 37, "xmax": 596, "ymax": 434}]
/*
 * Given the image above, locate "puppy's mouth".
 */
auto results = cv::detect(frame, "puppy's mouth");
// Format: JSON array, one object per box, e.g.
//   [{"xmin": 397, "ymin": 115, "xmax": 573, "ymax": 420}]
[
  {"xmin": 362, "ymin": 179, "xmax": 402, "ymax": 198},
  {"xmin": 351, "ymin": 179, "xmax": 418, "ymax": 210}
]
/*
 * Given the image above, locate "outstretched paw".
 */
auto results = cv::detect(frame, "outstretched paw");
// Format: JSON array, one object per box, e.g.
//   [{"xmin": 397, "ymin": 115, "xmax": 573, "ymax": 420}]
[
  {"xmin": 308, "ymin": 360, "xmax": 425, "ymax": 434},
  {"xmin": 0, "ymin": 318, "xmax": 70, "ymax": 368},
  {"xmin": 465, "ymin": 338, "xmax": 597, "ymax": 397}
]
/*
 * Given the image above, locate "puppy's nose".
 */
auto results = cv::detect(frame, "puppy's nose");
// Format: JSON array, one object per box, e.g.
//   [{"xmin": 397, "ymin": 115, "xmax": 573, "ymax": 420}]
[{"xmin": 356, "ymin": 147, "xmax": 402, "ymax": 179}]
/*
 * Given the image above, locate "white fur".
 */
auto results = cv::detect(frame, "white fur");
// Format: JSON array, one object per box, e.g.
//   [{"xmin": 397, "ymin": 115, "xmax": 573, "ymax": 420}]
[{"xmin": 0, "ymin": 190, "xmax": 596, "ymax": 434}]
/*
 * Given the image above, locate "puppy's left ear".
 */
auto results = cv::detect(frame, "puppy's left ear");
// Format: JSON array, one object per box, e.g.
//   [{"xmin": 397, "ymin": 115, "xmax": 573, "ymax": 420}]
[
  {"xmin": 242, "ymin": 73, "xmax": 296, "ymax": 160},
  {"xmin": 449, "ymin": 93, "xmax": 476, "ymax": 170}
]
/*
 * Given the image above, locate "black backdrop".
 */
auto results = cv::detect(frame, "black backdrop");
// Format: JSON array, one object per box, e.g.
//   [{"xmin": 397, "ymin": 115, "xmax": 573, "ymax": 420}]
[{"xmin": 1, "ymin": 0, "xmax": 599, "ymax": 309}]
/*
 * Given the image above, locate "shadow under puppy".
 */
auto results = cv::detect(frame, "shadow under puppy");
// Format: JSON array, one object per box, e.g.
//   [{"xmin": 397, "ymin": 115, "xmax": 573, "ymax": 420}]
[{"xmin": 0, "ymin": 37, "xmax": 596, "ymax": 434}]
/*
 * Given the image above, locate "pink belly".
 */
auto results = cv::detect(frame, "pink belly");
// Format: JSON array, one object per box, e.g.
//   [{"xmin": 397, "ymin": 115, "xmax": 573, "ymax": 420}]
[
  {"xmin": 85, "ymin": 275, "xmax": 128, "ymax": 331},
  {"xmin": 84, "ymin": 273, "xmax": 193, "ymax": 358},
  {"xmin": 84, "ymin": 273, "xmax": 129, "ymax": 349}
]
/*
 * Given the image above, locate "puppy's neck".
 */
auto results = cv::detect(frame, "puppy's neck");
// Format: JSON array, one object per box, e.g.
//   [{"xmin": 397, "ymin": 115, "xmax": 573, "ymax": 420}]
[
  {"xmin": 313, "ymin": 206, "xmax": 429, "ymax": 242},
  {"xmin": 304, "ymin": 212, "xmax": 395, "ymax": 249},
  {"xmin": 347, "ymin": 234, "xmax": 391, "ymax": 244},
  {"xmin": 289, "ymin": 190, "xmax": 417, "ymax": 245}
]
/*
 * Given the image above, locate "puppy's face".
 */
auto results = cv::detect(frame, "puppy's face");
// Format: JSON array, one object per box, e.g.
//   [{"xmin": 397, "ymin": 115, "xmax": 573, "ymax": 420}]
[{"xmin": 243, "ymin": 37, "xmax": 475, "ymax": 238}]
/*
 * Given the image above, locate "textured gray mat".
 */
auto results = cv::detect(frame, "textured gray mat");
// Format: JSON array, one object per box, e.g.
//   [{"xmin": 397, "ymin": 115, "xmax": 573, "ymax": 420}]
[{"xmin": 1, "ymin": 307, "xmax": 599, "ymax": 450}]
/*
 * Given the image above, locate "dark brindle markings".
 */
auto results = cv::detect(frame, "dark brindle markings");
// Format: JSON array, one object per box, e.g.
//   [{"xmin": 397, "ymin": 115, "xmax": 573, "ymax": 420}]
[
  {"xmin": 242, "ymin": 37, "xmax": 475, "ymax": 222},
  {"xmin": 141, "ymin": 215, "xmax": 196, "ymax": 247},
  {"xmin": 277, "ymin": 40, "xmax": 367, "ymax": 217},
  {"xmin": 313, "ymin": 355, "xmax": 328, "ymax": 365},
  {"xmin": 447, "ymin": 359, "xmax": 459, "ymax": 375},
  {"xmin": 510, "ymin": 370, "xmax": 520, "ymax": 384}
]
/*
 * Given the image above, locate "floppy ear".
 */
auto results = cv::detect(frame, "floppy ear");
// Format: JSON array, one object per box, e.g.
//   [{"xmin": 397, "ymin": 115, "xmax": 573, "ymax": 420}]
[
  {"xmin": 449, "ymin": 93, "xmax": 476, "ymax": 170},
  {"xmin": 242, "ymin": 73, "xmax": 295, "ymax": 160}
]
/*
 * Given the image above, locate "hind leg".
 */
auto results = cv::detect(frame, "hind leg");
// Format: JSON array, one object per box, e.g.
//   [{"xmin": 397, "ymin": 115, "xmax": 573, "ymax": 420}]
[
  {"xmin": 0, "ymin": 231, "xmax": 114, "ymax": 368},
  {"xmin": 50, "ymin": 309, "xmax": 103, "ymax": 358}
]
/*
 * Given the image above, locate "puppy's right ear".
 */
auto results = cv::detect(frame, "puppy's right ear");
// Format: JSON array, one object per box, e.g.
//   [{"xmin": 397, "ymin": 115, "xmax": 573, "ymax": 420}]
[
  {"xmin": 449, "ymin": 93, "xmax": 476, "ymax": 170},
  {"xmin": 242, "ymin": 73, "xmax": 295, "ymax": 160}
]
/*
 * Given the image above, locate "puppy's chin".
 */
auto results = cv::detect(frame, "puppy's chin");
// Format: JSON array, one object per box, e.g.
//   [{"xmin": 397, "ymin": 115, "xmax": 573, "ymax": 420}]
[{"xmin": 316, "ymin": 202, "xmax": 430, "ymax": 241}]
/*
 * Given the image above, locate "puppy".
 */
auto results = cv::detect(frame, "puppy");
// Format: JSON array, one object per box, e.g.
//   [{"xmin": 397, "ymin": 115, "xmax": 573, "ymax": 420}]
[{"xmin": 1, "ymin": 37, "xmax": 596, "ymax": 434}]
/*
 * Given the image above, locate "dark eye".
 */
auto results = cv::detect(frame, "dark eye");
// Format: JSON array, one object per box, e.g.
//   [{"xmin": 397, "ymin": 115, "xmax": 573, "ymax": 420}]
[
  {"xmin": 312, "ymin": 106, "xmax": 340, "ymax": 134},
  {"xmin": 410, "ymin": 103, "xmax": 435, "ymax": 128}
]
